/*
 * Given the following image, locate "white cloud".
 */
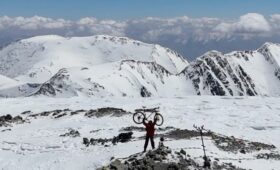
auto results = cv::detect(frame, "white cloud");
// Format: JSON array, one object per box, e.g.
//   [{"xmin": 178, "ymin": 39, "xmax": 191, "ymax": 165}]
[
  {"xmin": 214, "ymin": 13, "xmax": 271, "ymax": 39},
  {"xmin": 214, "ymin": 13, "xmax": 271, "ymax": 35},
  {"xmin": 0, "ymin": 13, "xmax": 280, "ymax": 58},
  {"xmin": 270, "ymin": 14, "xmax": 280, "ymax": 24},
  {"xmin": 78, "ymin": 17, "xmax": 97, "ymax": 25},
  {"xmin": 0, "ymin": 13, "xmax": 278, "ymax": 41},
  {"xmin": 270, "ymin": 14, "xmax": 280, "ymax": 32},
  {"xmin": 0, "ymin": 16, "xmax": 71, "ymax": 30},
  {"xmin": 237, "ymin": 13, "xmax": 270, "ymax": 32}
]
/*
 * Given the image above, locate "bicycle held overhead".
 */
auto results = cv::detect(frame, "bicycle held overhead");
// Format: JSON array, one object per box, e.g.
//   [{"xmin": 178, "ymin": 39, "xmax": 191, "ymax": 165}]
[
  {"xmin": 133, "ymin": 107, "xmax": 164, "ymax": 126},
  {"xmin": 133, "ymin": 107, "xmax": 164, "ymax": 152}
]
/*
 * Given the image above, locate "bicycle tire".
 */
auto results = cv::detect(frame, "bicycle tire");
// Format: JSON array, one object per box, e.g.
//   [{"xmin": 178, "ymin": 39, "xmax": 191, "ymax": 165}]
[
  {"xmin": 133, "ymin": 112, "xmax": 145, "ymax": 124},
  {"xmin": 154, "ymin": 114, "xmax": 164, "ymax": 126}
]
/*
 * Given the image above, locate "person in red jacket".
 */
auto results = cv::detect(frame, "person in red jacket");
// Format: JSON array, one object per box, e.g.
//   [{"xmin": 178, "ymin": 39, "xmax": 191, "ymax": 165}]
[{"xmin": 143, "ymin": 117, "xmax": 157, "ymax": 152}]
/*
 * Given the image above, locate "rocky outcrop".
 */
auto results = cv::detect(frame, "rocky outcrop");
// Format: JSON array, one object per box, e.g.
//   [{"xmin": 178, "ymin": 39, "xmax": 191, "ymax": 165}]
[
  {"xmin": 82, "ymin": 132, "xmax": 133, "ymax": 147},
  {"xmin": 99, "ymin": 146, "xmax": 246, "ymax": 170},
  {"xmin": 60, "ymin": 129, "xmax": 80, "ymax": 138},
  {"xmin": 33, "ymin": 68, "xmax": 107, "ymax": 97},
  {"xmin": 85, "ymin": 107, "xmax": 131, "ymax": 118},
  {"xmin": 0, "ymin": 114, "xmax": 24, "ymax": 127},
  {"xmin": 181, "ymin": 51, "xmax": 258, "ymax": 96},
  {"xmin": 181, "ymin": 43, "xmax": 280, "ymax": 96}
]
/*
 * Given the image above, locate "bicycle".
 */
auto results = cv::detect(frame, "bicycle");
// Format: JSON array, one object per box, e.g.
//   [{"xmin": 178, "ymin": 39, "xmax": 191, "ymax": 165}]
[{"xmin": 133, "ymin": 107, "xmax": 164, "ymax": 126}]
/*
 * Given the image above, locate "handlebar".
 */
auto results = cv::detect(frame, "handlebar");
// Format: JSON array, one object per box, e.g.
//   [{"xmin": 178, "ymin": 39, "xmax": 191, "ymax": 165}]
[{"xmin": 135, "ymin": 107, "xmax": 159, "ymax": 113}]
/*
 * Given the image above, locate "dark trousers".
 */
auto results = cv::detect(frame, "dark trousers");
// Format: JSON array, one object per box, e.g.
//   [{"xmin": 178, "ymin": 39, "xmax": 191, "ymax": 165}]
[{"xmin": 144, "ymin": 136, "xmax": 155, "ymax": 151}]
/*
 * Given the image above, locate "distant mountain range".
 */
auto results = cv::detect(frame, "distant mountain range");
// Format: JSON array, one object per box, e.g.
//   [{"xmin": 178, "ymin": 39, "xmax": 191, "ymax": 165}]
[{"xmin": 0, "ymin": 35, "xmax": 280, "ymax": 97}]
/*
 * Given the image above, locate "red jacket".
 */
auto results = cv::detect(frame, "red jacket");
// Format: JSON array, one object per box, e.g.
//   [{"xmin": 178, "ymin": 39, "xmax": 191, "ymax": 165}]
[{"xmin": 144, "ymin": 122, "xmax": 156, "ymax": 137}]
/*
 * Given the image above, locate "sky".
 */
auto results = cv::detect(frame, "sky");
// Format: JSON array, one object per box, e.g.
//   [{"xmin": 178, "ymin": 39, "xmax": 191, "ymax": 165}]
[
  {"xmin": 1, "ymin": 0, "xmax": 280, "ymax": 20},
  {"xmin": 0, "ymin": 0, "xmax": 280, "ymax": 60}
]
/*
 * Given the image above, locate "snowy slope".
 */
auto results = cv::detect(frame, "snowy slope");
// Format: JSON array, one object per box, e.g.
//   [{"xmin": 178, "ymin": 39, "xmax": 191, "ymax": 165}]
[
  {"xmin": 0, "ymin": 35, "xmax": 188, "ymax": 84},
  {"xmin": 1, "ymin": 35, "xmax": 280, "ymax": 97},
  {"xmin": 0, "ymin": 74, "xmax": 17, "ymax": 89},
  {"xmin": 32, "ymin": 61, "xmax": 195, "ymax": 98},
  {"xmin": 0, "ymin": 96, "xmax": 279, "ymax": 170},
  {"xmin": 259, "ymin": 42, "xmax": 280, "ymax": 67},
  {"xmin": 0, "ymin": 36, "xmax": 279, "ymax": 170},
  {"xmin": 0, "ymin": 75, "xmax": 38, "ymax": 98},
  {"xmin": 0, "ymin": 35, "xmax": 190, "ymax": 97},
  {"xmin": 182, "ymin": 43, "xmax": 280, "ymax": 96}
]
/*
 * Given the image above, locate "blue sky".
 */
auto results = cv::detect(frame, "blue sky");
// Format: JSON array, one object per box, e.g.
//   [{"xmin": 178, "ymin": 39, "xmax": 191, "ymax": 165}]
[{"xmin": 0, "ymin": 0, "xmax": 280, "ymax": 20}]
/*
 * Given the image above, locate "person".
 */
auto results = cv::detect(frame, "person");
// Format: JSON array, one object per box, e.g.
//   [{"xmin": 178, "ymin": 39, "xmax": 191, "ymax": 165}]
[
  {"xmin": 158, "ymin": 137, "xmax": 164, "ymax": 149},
  {"xmin": 143, "ymin": 117, "xmax": 157, "ymax": 152}
]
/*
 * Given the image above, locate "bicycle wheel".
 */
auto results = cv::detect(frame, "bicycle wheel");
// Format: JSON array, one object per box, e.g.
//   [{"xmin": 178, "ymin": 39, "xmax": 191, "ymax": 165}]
[
  {"xmin": 154, "ymin": 114, "xmax": 164, "ymax": 126},
  {"xmin": 133, "ymin": 112, "xmax": 145, "ymax": 124}
]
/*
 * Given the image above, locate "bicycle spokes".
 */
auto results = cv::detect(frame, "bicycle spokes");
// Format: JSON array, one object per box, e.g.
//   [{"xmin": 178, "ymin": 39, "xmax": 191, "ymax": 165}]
[
  {"xmin": 133, "ymin": 112, "xmax": 145, "ymax": 124},
  {"xmin": 155, "ymin": 115, "xmax": 159, "ymax": 120},
  {"xmin": 133, "ymin": 107, "xmax": 163, "ymax": 126},
  {"xmin": 138, "ymin": 114, "xmax": 143, "ymax": 121}
]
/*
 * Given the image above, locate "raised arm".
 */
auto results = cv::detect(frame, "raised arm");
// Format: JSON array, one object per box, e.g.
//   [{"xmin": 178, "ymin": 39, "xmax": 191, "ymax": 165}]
[
  {"xmin": 153, "ymin": 116, "xmax": 158, "ymax": 125},
  {"xmin": 143, "ymin": 117, "xmax": 147, "ymax": 126}
]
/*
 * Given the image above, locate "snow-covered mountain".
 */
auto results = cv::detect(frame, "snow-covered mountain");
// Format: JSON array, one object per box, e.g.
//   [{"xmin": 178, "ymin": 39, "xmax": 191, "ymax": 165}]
[
  {"xmin": 0, "ymin": 35, "xmax": 187, "ymax": 81},
  {"xmin": 0, "ymin": 35, "xmax": 280, "ymax": 97},
  {"xmin": 33, "ymin": 60, "xmax": 195, "ymax": 98},
  {"xmin": 0, "ymin": 35, "xmax": 190, "ymax": 97},
  {"xmin": 182, "ymin": 42, "xmax": 280, "ymax": 96},
  {"xmin": 0, "ymin": 36, "xmax": 280, "ymax": 170}
]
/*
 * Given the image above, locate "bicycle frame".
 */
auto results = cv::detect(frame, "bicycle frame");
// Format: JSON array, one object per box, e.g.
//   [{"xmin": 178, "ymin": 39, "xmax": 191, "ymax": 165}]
[
  {"xmin": 136, "ymin": 107, "xmax": 160, "ymax": 120},
  {"xmin": 133, "ymin": 107, "xmax": 164, "ymax": 126},
  {"xmin": 144, "ymin": 112, "xmax": 156, "ymax": 119}
]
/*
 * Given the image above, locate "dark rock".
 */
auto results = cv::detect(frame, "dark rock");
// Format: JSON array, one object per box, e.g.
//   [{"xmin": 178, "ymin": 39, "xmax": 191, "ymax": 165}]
[
  {"xmin": 83, "ymin": 138, "xmax": 90, "ymax": 146},
  {"xmin": 12, "ymin": 116, "xmax": 24, "ymax": 123},
  {"xmin": 60, "ymin": 129, "xmax": 80, "ymax": 137},
  {"xmin": 85, "ymin": 107, "xmax": 130, "ymax": 118},
  {"xmin": 164, "ymin": 129, "xmax": 212, "ymax": 139},
  {"xmin": 112, "ymin": 132, "xmax": 133, "ymax": 145},
  {"xmin": 21, "ymin": 111, "xmax": 31, "ymax": 115},
  {"xmin": 40, "ymin": 111, "xmax": 52, "ymax": 117},
  {"xmin": 0, "ymin": 114, "xmax": 25, "ymax": 127},
  {"xmin": 54, "ymin": 113, "xmax": 67, "ymax": 119},
  {"xmin": 180, "ymin": 149, "xmax": 186, "ymax": 156},
  {"xmin": 212, "ymin": 133, "xmax": 275, "ymax": 153},
  {"xmin": 4, "ymin": 114, "xmax": 12, "ymax": 121},
  {"xmin": 83, "ymin": 137, "xmax": 112, "ymax": 146},
  {"xmin": 140, "ymin": 86, "xmax": 151, "ymax": 97},
  {"xmin": 51, "ymin": 110, "xmax": 63, "ymax": 116},
  {"xmin": 116, "ymin": 132, "xmax": 133, "ymax": 143},
  {"xmin": 158, "ymin": 126, "xmax": 175, "ymax": 131},
  {"xmin": 90, "ymin": 129, "xmax": 102, "ymax": 133},
  {"xmin": 70, "ymin": 109, "xmax": 86, "ymax": 115},
  {"xmin": 98, "ymin": 146, "xmax": 246, "ymax": 170},
  {"xmin": 109, "ymin": 159, "xmax": 125, "ymax": 170},
  {"xmin": 256, "ymin": 153, "xmax": 280, "ymax": 160},
  {"xmin": 1, "ymin": 128, "xmax": 11, "ymax": 132},
  {"xmin": 90, "ymin": 138, "xmax": 96, "ymax": 145},
  {"xmin": 240, "ymin": 148, "xmax": 246, "ymax": 154},
  {"xmin": 121, "ymin": 126, "xmax": 145, "ymax": 132}
]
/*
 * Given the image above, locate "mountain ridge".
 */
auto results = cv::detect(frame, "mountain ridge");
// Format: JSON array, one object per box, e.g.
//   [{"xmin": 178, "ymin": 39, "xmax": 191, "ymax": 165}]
[{"xmin": 0, "ymin": 35, "xmax": 280, "ymax": 97}]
